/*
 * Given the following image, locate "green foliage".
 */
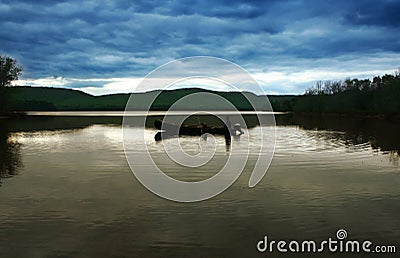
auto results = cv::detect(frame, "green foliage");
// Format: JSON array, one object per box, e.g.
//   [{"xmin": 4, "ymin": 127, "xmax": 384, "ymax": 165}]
[
  {"xmin": 150, "ymin": 89, "xmax": 258, "ymax": 111},
  {"xmin": 295, "ymin": 71, "xmax": 400, "ymax": 114},
  {"xmin": 5, "ymin": 86, "xmax": 129, "ymax": 111},
  {"xmin": 269, "ymin": 96, "xmax": 297, "ymax": 112},
  {"xmin": 4, "ymin": 86, "xmax": 295, "ymax": 112},
  {"xmin": 4, "ymin": 70, "xmax": 399, "ymax": 115}
]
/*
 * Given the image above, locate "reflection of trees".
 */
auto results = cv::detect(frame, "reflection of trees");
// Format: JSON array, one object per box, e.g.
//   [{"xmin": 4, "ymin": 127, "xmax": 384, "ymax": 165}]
[
  {"xmin": 388, "ymin": 151, "xmax": 399, "ymax": 166},
  {"xmin": 279, "ymin": 113, "xmax": 400, "ymax": 159},
  {"xmin": 0, "ymin": 124, "xmax": 22, "ymax": 186}
]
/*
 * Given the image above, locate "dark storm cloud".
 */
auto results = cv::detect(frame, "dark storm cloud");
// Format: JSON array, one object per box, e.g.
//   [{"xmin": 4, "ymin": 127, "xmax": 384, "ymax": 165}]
[
  {"xmin": 0, "ymin": 0, "xmax": 399, "ymax": 93},
  {"xmin": 343, "ymin": 0, "xmax": 400, "ymax": 27}
]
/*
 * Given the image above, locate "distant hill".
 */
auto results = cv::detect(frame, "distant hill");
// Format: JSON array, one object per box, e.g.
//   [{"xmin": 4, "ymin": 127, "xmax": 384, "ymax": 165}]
[
  {"xmin": 4, "ymin": 86, "xmax": 297, "ymax": 111},
  {"xmin": 4, "ymin": 86, "xmax": 129, "ymax": 111}
]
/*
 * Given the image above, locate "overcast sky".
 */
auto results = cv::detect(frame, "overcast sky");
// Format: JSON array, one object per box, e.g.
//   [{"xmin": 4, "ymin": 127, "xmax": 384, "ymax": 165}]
[{"xmin": 1, "ymin": 0, "xmax": 399, "ymax": 95}]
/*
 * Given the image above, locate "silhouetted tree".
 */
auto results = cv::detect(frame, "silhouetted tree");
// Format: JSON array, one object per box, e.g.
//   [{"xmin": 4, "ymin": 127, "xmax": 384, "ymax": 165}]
[
  {"xmin": 0, "ymin": 55, "xmax": 22, "ymax": 88},
  {"xmin": 0, "ymin": 55, "xmax": 23, "ymax": 112}
]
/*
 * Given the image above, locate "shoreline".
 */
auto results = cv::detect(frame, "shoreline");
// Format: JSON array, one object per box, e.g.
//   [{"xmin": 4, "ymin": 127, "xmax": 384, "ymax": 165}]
[
  {"xmin": 293, "ymin": 111, "xmax": 400, "ymax": 120},
  {"xmin": 0, "ymin": 111, "xmax": 27, "ymax": 119},
  {"xmin": 2, "ymin": 110, "xmax": 399, "ymax": 121}
]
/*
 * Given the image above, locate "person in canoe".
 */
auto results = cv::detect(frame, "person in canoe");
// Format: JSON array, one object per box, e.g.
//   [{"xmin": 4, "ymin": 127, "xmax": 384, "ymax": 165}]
[
  {"xmin": 200, "ymin": 122, "xmax": 209, "ymax": 134},
  {"xmin": 233, "ymin": 123, "xmax": 244, "ymax": 135}
]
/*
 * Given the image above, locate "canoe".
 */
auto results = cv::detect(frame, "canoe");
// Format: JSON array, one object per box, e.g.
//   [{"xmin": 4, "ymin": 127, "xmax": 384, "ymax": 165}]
[
  {"xmin": 154, "ymin": 131, "xmax": 232, "ymax": 145},
  {"xmin": 154, "ymin": 120, "xmax": 230, "ymax": 136}
]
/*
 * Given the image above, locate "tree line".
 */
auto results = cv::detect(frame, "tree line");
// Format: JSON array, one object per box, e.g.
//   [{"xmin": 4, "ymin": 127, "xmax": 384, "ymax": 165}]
[
  {"xmin": 295, "ymin": 70, "xmax": 400, "ymax": 114},
  {"xmin": 305, "ymin": 71, "xmax": 400, "ymax": 95},
  {"xmin": 1, "ymin": 54, "xmax": 399, "ymax": 115}
]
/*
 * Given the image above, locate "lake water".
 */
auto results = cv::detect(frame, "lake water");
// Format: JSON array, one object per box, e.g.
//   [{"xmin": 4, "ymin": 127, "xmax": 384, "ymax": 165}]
[{"xmin": 0, "ymin": 113, "xmax": 399, "ymax": 257}]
